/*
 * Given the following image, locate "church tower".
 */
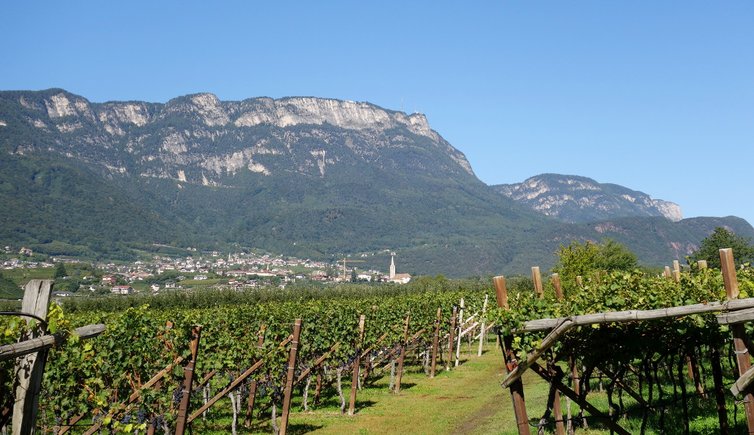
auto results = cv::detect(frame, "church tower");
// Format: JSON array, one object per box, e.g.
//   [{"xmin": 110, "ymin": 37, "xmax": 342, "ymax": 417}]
[{"xmin": 389, "ymin": 253, "xmax": 396, "ymax": 279}]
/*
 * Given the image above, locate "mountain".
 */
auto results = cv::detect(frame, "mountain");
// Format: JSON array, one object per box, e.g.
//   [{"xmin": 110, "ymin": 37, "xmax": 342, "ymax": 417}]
[
  {"xmin": 0, "ymin": 89, "xmax": 751, "ymax": 276},
  {"xmin": 494, "ymin": 174, "xmax": 683, "ymax": 223}
]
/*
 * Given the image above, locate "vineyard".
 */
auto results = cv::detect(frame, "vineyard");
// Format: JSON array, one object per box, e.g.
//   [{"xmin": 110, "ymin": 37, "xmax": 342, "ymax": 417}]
[
  {"xmin": 4, "ymin": 249, "xmax": 754, "ymax": 434},
  {"xmin": 1, "ymin": 278, "xmax": 492, "ymax": 434},
  {"xmin": 493, "ymin": 249, "xmax": 754, "ymax": 434}
]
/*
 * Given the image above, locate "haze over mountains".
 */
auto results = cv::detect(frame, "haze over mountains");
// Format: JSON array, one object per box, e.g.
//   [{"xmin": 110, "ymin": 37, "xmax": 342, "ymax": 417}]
[{"xmin": 0, "ymin": 89, "xmax": 751, "ymax": 276}]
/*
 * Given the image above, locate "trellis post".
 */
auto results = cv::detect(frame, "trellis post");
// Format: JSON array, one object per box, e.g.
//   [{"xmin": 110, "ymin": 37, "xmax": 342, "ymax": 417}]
[
  {"xmin": 446, "ymin": 306, "xmax": 457, "ymax": 371},
  {"xmin": 175, "ymin": 325, "xmax": 202, "ymax": 435},
  {"xmin": 280, "ymin": 319, "xmax": 302, "ymax": 435},
  {"xmin": 245, "ymin": 325, "xmax": 266, "ymax": 427},
  {"xmin": 12, "ymin": 279, "xmax": 53, "ymax": 435},
  {"xmin": 549, "ymin": 274, "xmax": 566, "ymax": 435},
  {"xmin": 394, "ymin": 314, "xmax": 411, "ymax": 393},
  {"xmin": 720, "ymin": 248, "xmax": 754, "ymax": 434},
  {"xmin": 455, "ymin": 298, "xmax": 464, "ymax": 367},
  {"xmin": 531, "ymin": 266, "xmax": 543, "ymax": 297},
  {"xmin": 493, "ymin": 276, "xmax": 530, "ymax": 435},
  {"xmin": 430, "ymin": 307, "xmax": 442, "ymax": 377},
  {"xmin": 348, "ymin": 314, "xmax": 366, "ymax": 415},
  {"xmin": 477, "ymin": 295, "xmax": 488, "ymax": 356}
]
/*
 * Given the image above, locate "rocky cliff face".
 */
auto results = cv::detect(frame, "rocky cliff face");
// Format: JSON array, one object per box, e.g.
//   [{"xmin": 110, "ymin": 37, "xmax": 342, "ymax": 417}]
[
  {"xmin": 495, "ymin": 174, "xmax": 683, "ymax": 223},
  {"xmin": 2, "ymin": 89, "xmax": 474, "ymax": 186}
]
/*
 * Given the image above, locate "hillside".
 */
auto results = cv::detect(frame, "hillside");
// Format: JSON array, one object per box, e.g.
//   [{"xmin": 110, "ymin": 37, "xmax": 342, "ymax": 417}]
[{"xmin": 0, "ymin": 89, "xmax": 751, "ymax": 276}]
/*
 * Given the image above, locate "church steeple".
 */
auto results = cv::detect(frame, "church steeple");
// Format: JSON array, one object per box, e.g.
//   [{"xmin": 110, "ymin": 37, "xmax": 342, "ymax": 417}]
[{"xmin": 389, "ymin": 253, "xmax": 396, "ymax": 279}]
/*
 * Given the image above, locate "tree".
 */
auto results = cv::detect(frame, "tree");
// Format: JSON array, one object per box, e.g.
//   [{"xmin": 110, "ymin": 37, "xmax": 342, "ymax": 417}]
[
  {"xmin": 54, "ymin": 262, "xmax": 67, "ymax": 278},
  {"xmin": 553, "ymin": 239, "xmax": 638, "ymax": 285},
  {"xmin": 690, "ymin": 227, "xmax": 754, "ymax": 269},
  {"xmin": 594, "ymin": 239, "xmax": 638, "ymax": 271}
]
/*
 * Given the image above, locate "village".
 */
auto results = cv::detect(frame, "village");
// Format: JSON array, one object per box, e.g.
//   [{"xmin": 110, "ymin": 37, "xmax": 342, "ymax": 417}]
[{"xmin": 0, "ymin": 246, "xmax": 412, "ymax": 298}]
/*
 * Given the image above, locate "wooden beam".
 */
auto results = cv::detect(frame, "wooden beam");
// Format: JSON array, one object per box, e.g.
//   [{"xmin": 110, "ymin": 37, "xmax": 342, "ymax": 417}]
[
  {"xmin": 716, "ymin": 308, "xmax": 754, "ymax": 325},
  {"xmin": 502, "ymin": 319, "xmax": 574, "ymax": 387},
  {"xmin": 188, "ymin": 335, "xmax": 293, "ymax": 423},
  {"xmin": 516, "ymin": 298, "xmax": 754, "ymax": 333},
  {"xmin": 296, "ymin": 342, "xmax": 340, "ymax": 385},
  {"xmin": 505, "ymin": 296, "xmax": 754, "ymax": 386},
  {"xmin": 731, "ymin": 364, "xmax": 754, "ymax": 397},
  {"xmin": 1, "ymin": 324, "xmax": 105, "ymax": 361},
  {"xmin": 529, "ymin": 362, "xmax": 631, "ymax": 435},
  {"xmin": 80, "ymin": 356, "xmax": 184, "ymax": 435}
]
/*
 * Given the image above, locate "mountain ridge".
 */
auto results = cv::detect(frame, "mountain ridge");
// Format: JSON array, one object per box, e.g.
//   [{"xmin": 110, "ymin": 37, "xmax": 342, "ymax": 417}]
[
  {"xmin": 0, "ymin": 89, "xmax": 751, "ymax": 276},
  {"xmin": 494, "ymin": 173, "xmax": 683, "ymax": 223}
]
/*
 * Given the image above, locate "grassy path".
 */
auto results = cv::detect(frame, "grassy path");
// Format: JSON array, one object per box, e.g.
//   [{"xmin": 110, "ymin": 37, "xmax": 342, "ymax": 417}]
[
  {"xmin": 199, "ymin": 343, "xmax": 629, "ymax": 434},
  {"xmin": 287, "ymin": 345, "xmax": 552, "ymax": 434}
]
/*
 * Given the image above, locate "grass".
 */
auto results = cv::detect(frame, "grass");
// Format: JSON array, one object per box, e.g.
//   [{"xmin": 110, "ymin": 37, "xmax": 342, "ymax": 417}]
[
  {"xmin": 2, "ymin": 267, "xmax": 54, "ymax": 285},
  {"xmin": 191, "ymin": 343, "xmax": 606, "ymax": 434},
  {"xmin": 187, "ymin": 341, "xmax": 749, "ymax": 434}
]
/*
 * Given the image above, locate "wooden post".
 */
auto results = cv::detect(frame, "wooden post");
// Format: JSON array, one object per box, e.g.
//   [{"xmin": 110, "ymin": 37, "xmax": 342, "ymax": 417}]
[
  {"xmin": 430, "ymin": 307, "xmax": 442, "ymax": 378},
  {"xmin": 720, "ymin": 248, "xmax": 754, "ymax": 434},
  {"xmin": 697, "ymin": 260, "xmax": 708, "ymax": 269},
  {"xmin": 446, "ymin": 306, "xmax": 457, "ymax": 371},
  {"xmin": 478, "ymin": 294, "xmax": 489, "ymax": 356},
  {"xmin": 175, "ymin": 325, "xmax": 202, "ymax": 435},
  {"xmin": 12, "ymin": 279, "xmax": 53, "ymax": 435},
  {"xmin": 348, "ymin": 315, "xmax": 366, "ymax": 415},
  {"xmin": 531, "ymin": 267, "xmax": 543, "ymax": 297},
  {"xmin": 663, "ymin": 266, "xmax": 672, "ymax": 279},
  {"xmin": 551, "ymin": 274, "xmax": 563, "ymax": 300},
  {"xmin": 280, "ymin": 319, "xmax": 302, "ymax": 435},
  {"xmin": 673, "ymin": 260, "xmax": 681, "ymax": 283},
  {"xmin": 314, "ymin": 371, "xmax": 323, "ymax": 405},
  {"xmin": 493, "ymin": 275, "xmax": 530, "ymax": 435},
  {"xmin": 551, "ymin": 372, "xmax": 566, "ymax": 435},
  {"xmin": 530, "ymin": 363, "xmax": 630, "ymax": 435},
  {"xmin": 710, "ymin": 345, "xmax": 730, "ymax": 434},
  {"xmin": 575, "ymin": 275, "xmax": 583, "ymax": 288},
  {"xmin": 549, "ymin": 275, "xmax": 567, "ymax": 435},
  {"xmin": 493, "ymin": 276, "xmax": 509, "ymax": 309},
  {"xmin": 455, "ymin": 298, "xmax": 464, "ymax": 367},
  {"xmin": 245, "ymin": 326, "xmax": 266, "ymax": 427},
  {"xmin": 394, "ymin": 314, "xmax": 410, "ymax": 393}
]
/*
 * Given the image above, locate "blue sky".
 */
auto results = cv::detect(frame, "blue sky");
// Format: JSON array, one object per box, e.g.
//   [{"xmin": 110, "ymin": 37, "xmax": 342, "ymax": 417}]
[{"xmin": 4, "ymin": 2, "xmax": 754, "ymax": 225}]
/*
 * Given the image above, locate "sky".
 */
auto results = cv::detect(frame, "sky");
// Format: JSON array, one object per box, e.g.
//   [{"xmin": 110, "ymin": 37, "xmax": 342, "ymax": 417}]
[{"xmin": 3, "ymin": 2, "xmax": 754, "ymax": 224}]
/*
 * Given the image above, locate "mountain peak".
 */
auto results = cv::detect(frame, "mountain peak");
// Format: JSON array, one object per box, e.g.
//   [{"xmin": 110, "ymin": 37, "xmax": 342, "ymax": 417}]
[{"xmin": 494, "ymin": 173, "xmax": 682, "ymax": 223}]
